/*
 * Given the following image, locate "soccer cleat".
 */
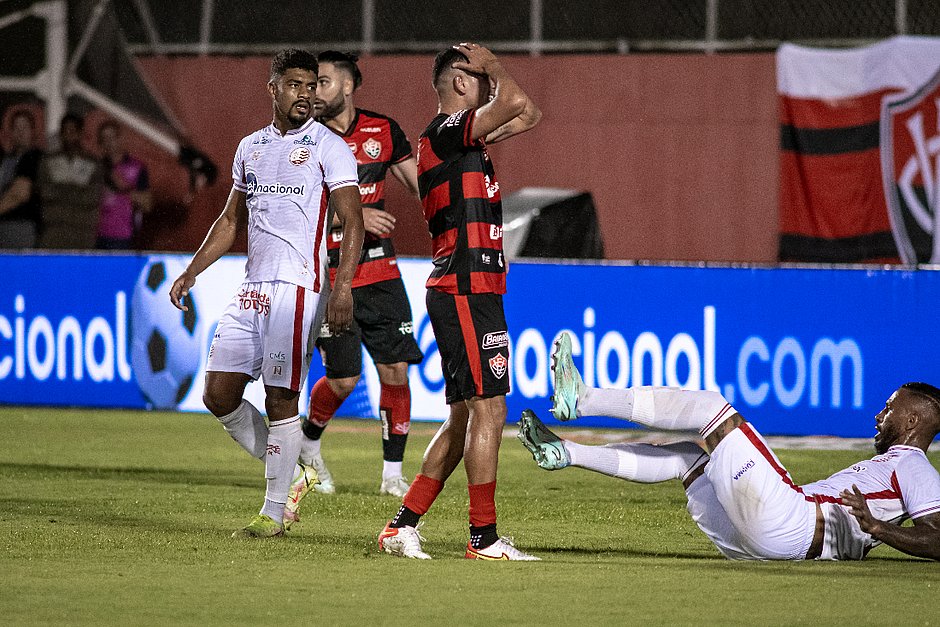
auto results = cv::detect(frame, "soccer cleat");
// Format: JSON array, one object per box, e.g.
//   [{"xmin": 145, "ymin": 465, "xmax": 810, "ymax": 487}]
[
  {"xmin": 517, "ymin": 409, "xmax": 571, "ymax": 470},
  {"xmin": 379, "ymin": 475, "xmax": 411, "ymax": 498},
  {"xmin": 465, "ymin": 537, "xmax": 541, "ymax": 561},
  {"xmin": 305, "ymin": 451, "xmax": 335, "ymax": 494},
  {"xmin": 550, "ymin": 332, "xmax": 584, "ymax": 421},
  {"xmin": 378, "ymin": 521, "xmax": 432, "ymax": 559},
  {"xmin": 232, "ymin": 514, "xmax": 283, "ymax": 539},
  {"xmin": 284, "ymin": 463, "xmax": 320, "ymax": 531}
]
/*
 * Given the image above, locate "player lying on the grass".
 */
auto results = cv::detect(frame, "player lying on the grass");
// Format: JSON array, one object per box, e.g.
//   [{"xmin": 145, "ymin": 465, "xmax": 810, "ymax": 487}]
[{"xmin": 518, "ymin": 332, "xmax": 940, "ymax": 561}]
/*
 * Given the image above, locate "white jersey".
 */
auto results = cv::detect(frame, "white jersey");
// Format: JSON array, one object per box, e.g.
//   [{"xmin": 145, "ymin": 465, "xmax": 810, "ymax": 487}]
[
  {"xmin": 801, "ymin": 445, "xmax": 940, "ymax": 560},
  {"xmin": 232, "ymin": 117, "xmax": 358, "ymax": 292}
]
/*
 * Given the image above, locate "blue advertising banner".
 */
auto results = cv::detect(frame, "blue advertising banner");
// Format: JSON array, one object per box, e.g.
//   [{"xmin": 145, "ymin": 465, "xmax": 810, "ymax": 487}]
[{"xmin": 0, "ymin": 252, "xmax": 935, "ymax": 438}]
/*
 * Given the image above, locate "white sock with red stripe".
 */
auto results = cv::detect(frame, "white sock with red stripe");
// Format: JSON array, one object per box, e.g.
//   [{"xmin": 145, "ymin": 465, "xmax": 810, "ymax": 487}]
[
  {"xmin": 564, "ymin": 440, "xmax": 708, "ymax": 483},
  {"xmin": 261, "ymin": 415, "xmax": 302, "ymax": 525},
  {"xmin": 217, "ymin": 399, "xmax": 268, "ymax": 459},
  {"xmin": 582, "ymin": 387, "xmax": 734, "ymax": 438}
]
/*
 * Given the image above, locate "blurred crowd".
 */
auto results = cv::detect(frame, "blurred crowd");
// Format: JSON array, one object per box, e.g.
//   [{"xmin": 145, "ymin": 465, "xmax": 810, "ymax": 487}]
[{"xmin": 0, "ymin": 107, "xmax": 151, "ymax": 251}]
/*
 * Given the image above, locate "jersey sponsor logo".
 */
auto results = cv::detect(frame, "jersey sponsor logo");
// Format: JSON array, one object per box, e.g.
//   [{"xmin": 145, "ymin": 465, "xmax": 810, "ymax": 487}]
[
  {"xmin": 252, "ymin": 136, "xmax": 271, "ymax": 145},
  {"xmin": 266, "ymin": 443, "xmax": 281, "ymax": 456},
  {"xmin": 732, "ymin": 459, "xmax": 755, "ymax": 480},
  {"xmin": 237, "ymin": 287, "xmax": 271, "ymax": 316},
  {"xmin": 444, "ymin": 109, "xmax": 468, "ymax": 128},
  {"xmin": 245, "ymin": 173, "xmax": 305, "ymax": 198},
  {"xmin": 359, "ymin": 183, "xmax": 377, "ymax": 196},
  {"xmin": 482, "ymin": 331, "xmax": 509, "ymax": 349},
  {"xmin": 293, "ymin": 134, "xmax": 317, "ymax": 146},
  {"xmin": 398, "ymin": 320, "xmax": 414, "ymax": 335},
  {"xmin": 489, "ymin": 225, "xmax": 503, "ymax": 240},
  {"xmin": 269, "ymin": 351, "xmax": 286, "ymax": 362},
  {"xmin": 489, "ymin": 352, "xmax": 508, "ymax": 379},
  {"xmin": 347, "ymin": 141, "xmax": 358, "ymax": 154},
  {"xmin": 363, "ymin": 137, "xmax": 382, "ymax": 160},
  {"xmin": 361, "ymin": 126, "xmax": 382, "ymax": 133},
  {"xmin": 289, "ymin": 146, "xmax": 310, "ymax": 165}
]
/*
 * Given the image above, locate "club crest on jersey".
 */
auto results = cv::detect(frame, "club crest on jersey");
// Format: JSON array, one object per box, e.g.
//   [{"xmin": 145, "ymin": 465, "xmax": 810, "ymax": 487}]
[
  {"xmin": 363, "ymin": 137, "xmax": 382, "ymax": 160},
  {"xmin": 289, "ymin": 146, "xmax": 310, "ymax": 165},
  {"xmin": 881, "ymin": 65, "xmax": 940, "ymax": 263},
  {"xmin": 489, "ymin": 352, "xmax": 507, "ymax": 379}
]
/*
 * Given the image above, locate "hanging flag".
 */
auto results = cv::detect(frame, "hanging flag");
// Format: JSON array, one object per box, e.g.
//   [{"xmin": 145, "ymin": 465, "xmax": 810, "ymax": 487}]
[{"xmin": 777, "ymin": 36, "xmax": 940, "ymax": 263}]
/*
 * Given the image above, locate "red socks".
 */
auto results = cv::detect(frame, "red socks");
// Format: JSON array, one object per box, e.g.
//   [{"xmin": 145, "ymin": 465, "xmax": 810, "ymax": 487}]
[
  {"xmin": 402, "ymin": 473, "xmax": 444, "ymax": 516},
  {"xmin": 468, "ymin": 481, "xmax": 497, "ymax": 527},
  {"xmin": 307, "ymin": 377, "xmax": 343, "ymax": 427}
]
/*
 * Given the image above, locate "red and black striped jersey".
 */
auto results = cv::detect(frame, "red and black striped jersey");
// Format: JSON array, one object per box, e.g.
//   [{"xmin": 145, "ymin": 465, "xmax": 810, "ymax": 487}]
[
  {"xmin": 326, "ymin": 108, "xmax": 413, "ymax": 287},
  {"xmin": 417, "ymin": 108, "xmax": 505, "ymax": 295}
]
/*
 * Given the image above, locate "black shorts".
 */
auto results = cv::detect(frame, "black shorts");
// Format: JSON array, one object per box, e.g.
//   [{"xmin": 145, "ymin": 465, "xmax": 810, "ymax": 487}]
[
  {"xmin": 316, "ymin": 278, "xmax": 423, "ymax": 379},
  {"xmin": 426, "ymin": 289, "xmax": 511, "ymax": 404}
]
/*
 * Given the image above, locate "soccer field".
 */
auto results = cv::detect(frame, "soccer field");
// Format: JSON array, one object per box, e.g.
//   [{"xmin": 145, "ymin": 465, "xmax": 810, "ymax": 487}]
[{"xmin": 2, "ymin": 408, "xmax": 938, "ymax": 625}]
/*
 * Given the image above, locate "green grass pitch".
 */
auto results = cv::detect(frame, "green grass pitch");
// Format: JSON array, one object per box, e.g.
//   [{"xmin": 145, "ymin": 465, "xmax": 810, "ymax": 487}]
[{"xmin": 2, "ymin": 407, "xmax": 938, "ymax": 625}]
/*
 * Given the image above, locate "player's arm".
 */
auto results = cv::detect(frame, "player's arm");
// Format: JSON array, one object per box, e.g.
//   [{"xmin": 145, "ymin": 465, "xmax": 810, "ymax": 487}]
[
  {"xmin": 0, "ymin": 176, "xmax": 32, "ymax": 216},
  {"xmin": 327, "ymin": 184, "xmax": 364, "ymax": 332},
  {"xmin": 452, "ymin": 43, "xmax": 541, "ymax": 144},
  {"xmin": 389, "ymin": 156, "xmax": 419, "ymax": 198},
  {"xmin": 169, "ymin": 186, "xmax": 247, "ymax": 311},
  {"xmin": 841, "ymin": 485, "xmax": 940, "ymax": 561}
]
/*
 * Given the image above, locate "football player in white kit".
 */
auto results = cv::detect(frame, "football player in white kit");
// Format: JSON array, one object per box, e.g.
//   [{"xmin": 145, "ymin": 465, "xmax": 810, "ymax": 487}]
[
  {"xmin": 169, "ymin": 49, "xmax": 364, "ymax": 538},
  {"xmin": 518, "ymin": 332, "xmax": 940, "ymax": 561}
]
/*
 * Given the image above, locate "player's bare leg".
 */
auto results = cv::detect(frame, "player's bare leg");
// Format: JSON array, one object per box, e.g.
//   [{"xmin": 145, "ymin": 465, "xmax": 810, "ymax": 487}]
[
  {"xmin": 379, "ymin": 403, "xmax": 467, "ymax": 559},
  {"xmin": 461, "ymin": 396, "xmax": 539, "ymax": 560}
]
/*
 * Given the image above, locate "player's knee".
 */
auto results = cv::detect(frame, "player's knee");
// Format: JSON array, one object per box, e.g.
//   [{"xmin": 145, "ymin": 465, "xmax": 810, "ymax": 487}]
[
  {"xmin": 329, "ymin": 375, "xmax": 360, "ymax": 398},
  {"xmin": 203, "ymin": 388, "xmax": 239, "ymax": 417}
]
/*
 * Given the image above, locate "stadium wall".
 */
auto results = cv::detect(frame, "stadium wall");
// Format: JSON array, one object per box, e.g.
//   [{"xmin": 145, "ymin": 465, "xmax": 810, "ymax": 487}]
[
  {"xmin": 0, "ymin": 252, "xmax": 934, "ymax": 438},
  {"xmin": 129, "ymin": 53, "xmax": 778, "ymax": 262}
]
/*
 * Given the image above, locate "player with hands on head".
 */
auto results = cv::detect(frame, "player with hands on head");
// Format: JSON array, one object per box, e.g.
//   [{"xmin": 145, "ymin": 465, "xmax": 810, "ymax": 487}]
[
  {"xmin": 378, "ymin": 42, "xmax": 542, "ymax": 561},
  {"xmin": 168, "ymin": 48, "xmax": 364, "ymax": 539},
  {"xmin": 518, "ymin": 332, "xmax": 940, "ymax": 561}
]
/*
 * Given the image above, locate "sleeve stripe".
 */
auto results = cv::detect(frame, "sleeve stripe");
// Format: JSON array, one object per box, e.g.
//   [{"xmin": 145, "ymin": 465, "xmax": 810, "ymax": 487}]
[
  {"xmin": 232, "ymin": 181, "xmax": 248, "ymax": 192},
  {"xmin": 327, "ymin": 179, "xmax": 358, "ymax": 191}
]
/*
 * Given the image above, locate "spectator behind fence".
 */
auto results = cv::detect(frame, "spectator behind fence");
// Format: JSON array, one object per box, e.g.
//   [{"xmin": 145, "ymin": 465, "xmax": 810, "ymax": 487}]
[
  {"xmin": 96, "ymin": 121, "xmax": 151, "ymax": 250},
  {"xmin": 0, "ymin": 109, "xmax": 43, "ymax": 248},
  {"xmin": 37, "ymin": 113, "xmax": 101, "ymax": 249}
]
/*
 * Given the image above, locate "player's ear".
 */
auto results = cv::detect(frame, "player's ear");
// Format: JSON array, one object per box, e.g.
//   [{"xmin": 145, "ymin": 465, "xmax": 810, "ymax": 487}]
[
  {"xmin": 267, "ymin": 80, "xmax": 277, "ymax": 99},
  {"xmin": 453, "ymin": 73, "xmax": 465, "ymax": 96}
]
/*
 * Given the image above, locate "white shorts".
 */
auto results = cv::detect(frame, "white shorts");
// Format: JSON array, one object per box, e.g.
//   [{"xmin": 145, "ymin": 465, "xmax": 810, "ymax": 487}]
[
  {"xmin": 693, "ymin": 423, "xmax": 817, "ymax": 560},
  {"xmin": 207, "ymin": 280, "xmax": 326, "ymax": 391}
]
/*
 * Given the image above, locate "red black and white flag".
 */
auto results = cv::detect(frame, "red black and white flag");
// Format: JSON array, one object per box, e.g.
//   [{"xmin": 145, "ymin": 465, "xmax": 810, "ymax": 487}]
[{"xmin": 778, "ymin": 36, "xmax": 940, "ymax": 263}]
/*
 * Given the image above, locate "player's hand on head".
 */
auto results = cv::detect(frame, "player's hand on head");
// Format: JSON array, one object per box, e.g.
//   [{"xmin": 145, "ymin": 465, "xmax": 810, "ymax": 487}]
[
  {"xmin": 452, "ymin": 42, "xmax": 497, "ymax": 75},
  {"xmin": 362, "ymin": 207, "xmax": 396, "ymax": 236},
  {"xmin": 169, "ymin": 272, "xmax": 196, "ymax": 311},
  {"xmin": 327, "ymin": 287, "xmax": 354, "ymax": 334}
]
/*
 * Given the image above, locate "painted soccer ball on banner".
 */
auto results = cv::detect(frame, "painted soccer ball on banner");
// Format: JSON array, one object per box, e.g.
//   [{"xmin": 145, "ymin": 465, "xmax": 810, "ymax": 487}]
[{"xmin": 131, "ymin": 257, "xmax": 202, "ymax": 408}]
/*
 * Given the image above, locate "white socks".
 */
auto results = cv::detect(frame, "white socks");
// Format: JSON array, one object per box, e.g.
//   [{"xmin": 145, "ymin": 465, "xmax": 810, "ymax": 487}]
[
  {"xmin": 563, "ymin": 440, "xmax": 708, "ymax": 483},
  {"xmin": 299, "ymin": 432, "xmax": 322, "ymax": 464},
  {"xmin": 581, "ymin": 386, "xmax": 734, "ymax": 439},
  {"xmin": 217, "ymin": 400, "xmax": 268, "ymax": 459},
  {"xmin": 382, "ymin": 460, "xmax": 403, "ymax": 480},
  {"xmin": 261, "ymin": 415, "xmax": 303, "ymax": 524}
]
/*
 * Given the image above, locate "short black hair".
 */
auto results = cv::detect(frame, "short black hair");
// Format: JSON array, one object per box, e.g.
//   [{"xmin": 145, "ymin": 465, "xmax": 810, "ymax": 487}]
[
  {"xmin": 270, "ymin": 48, "xmax": 318, "ymax": 83},
  {"xmin": 61, "ymin": 113, "xmax": 84, "ymax": 130},
  {"xmin": 432, "ymin": 47, "xmax": 469, "ymax": 88},
  {"xmin": 318, "ymin": 50, "xmax": 362, "ymax": 90},
  {"xmin": 901, "ymin": 382, "xmax": 940, "ymax": 417}
]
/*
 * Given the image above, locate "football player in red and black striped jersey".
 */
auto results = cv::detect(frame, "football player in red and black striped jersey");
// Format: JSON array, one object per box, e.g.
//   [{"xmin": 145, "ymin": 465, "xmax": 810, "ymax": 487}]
[
  {"xmin": 378, "ymin": 43, "xmax": 543, "ymax": 561},
  {"xmin": 289, "ymin": 51, "xmax": 425, "ymax": 510}
]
